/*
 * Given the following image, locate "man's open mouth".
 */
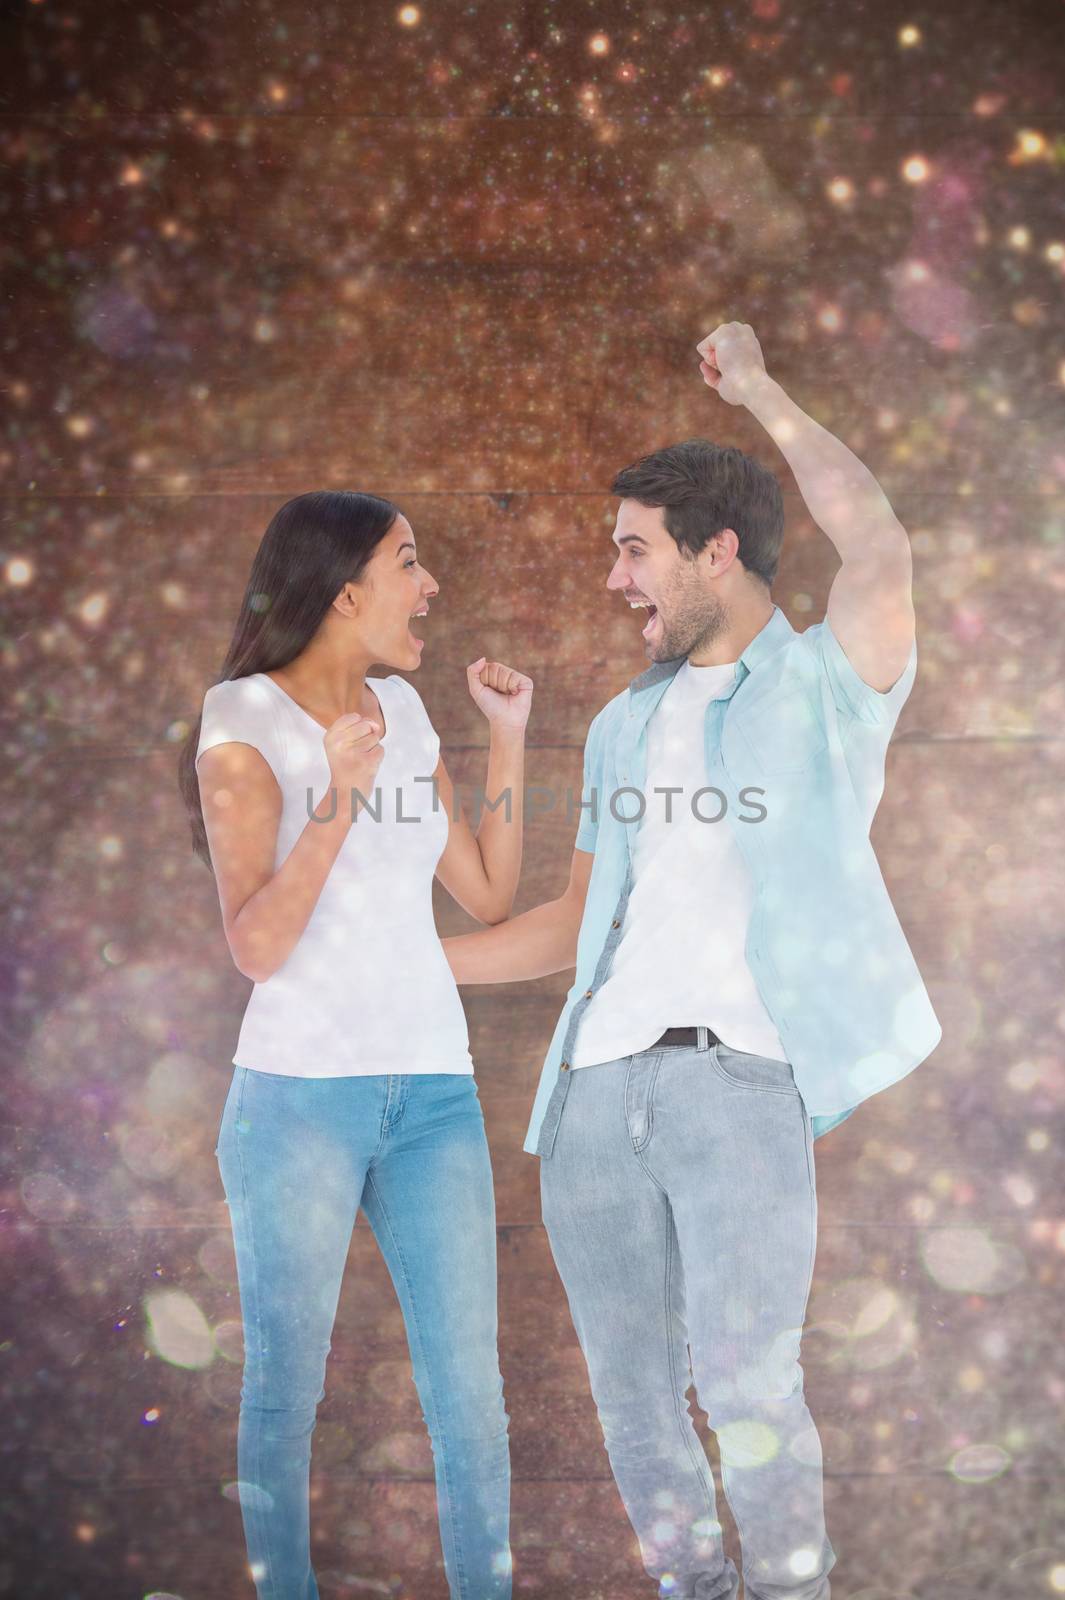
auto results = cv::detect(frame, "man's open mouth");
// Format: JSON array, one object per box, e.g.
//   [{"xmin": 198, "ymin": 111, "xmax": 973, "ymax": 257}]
[{"xmin": 628, "ymin": 598, "xmax": 659, "ymax": 638}]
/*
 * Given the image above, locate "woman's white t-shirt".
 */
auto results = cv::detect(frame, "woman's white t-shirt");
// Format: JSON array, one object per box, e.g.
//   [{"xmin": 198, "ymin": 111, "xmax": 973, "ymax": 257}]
[{"xmin": 195, "ymin": 671, "xmax": 474, "ymax": 1078}]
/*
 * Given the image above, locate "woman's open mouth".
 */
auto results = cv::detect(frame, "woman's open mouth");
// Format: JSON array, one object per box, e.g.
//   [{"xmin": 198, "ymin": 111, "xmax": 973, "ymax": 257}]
[{"xmin": 408, "ymin": 606, "xmax": 428, "ymax": 648}]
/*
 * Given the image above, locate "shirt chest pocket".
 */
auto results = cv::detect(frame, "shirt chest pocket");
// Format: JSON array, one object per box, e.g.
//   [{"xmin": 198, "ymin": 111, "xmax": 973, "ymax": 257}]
[{"xmin": 735, "ymin": 684, "xmax": 828, "ymax": 776}]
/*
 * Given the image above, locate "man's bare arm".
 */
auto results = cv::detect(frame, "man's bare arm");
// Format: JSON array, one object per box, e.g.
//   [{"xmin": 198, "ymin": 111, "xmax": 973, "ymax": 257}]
[
  {"xmin": 441, "ymin": 847, "xmax": 594, "ymax": 984},
  {"xmin": 697, "ymin": 322, "xmax": 916, "ymax": 692}
]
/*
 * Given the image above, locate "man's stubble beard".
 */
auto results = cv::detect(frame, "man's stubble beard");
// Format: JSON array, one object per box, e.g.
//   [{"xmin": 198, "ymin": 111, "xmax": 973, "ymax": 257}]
[{"xmin": 651, "ymin": 580, "xmax": 731, "ymax": 663}]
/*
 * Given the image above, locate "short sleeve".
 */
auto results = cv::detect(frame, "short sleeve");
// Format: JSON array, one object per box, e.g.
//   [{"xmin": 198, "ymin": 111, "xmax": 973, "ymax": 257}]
[
  {"xmin": 195, "ymin": 677, "xmax": 286, "ymax": 783},
  {"xmin": 804, "ymin": 618, "xmax": 917, "ymax": 728},
  {"xmin": 574, "ymin": 710, "xmax": 604, "ymax": 854}
]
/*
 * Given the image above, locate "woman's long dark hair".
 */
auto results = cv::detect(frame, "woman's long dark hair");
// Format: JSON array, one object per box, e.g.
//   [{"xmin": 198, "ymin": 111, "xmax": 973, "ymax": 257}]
[{"xmin": 177, "ymin": 489, "xmax": 400, "ymax": 871}]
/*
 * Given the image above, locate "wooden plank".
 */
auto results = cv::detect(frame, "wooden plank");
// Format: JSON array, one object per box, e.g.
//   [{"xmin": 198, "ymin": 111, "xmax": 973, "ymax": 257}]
[{"xmin": 4, "ymin": 493, "xmax": 1062, "ymax": 763}]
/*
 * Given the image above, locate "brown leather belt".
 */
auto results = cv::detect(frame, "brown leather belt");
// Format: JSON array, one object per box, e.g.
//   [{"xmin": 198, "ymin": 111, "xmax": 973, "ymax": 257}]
[{"xmin": 651, "ymin": 1026, "xmax": 723, "ymax": 1049}]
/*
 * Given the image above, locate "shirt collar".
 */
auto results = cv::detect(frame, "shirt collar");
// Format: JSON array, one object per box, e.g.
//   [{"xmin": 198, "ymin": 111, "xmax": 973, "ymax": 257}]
[{"xmin": 627, "ymin": 603, "xmax": 796, "ymax": 699}]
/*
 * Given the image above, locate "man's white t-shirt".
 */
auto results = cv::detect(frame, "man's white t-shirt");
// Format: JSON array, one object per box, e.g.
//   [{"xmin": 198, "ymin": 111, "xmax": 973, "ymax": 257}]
[
  {"xmin": 195, "ymin": 671, "xmax": 474, "ymax": 1078},
  {"xmin": 569, "ymin": 656, "xmax": 789, "ymax": 1069}
]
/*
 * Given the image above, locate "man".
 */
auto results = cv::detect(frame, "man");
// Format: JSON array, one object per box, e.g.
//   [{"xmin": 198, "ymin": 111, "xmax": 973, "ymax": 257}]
[{"xmin": 442, "ymin": 321, "xmax": 941, "ymax": 1599}]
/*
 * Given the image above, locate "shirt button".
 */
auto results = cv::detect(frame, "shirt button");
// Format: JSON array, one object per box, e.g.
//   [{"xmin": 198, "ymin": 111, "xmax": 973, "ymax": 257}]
[
  {"xmin": 611, "ymin": 919, "xmax": 620, "ymax": 928},
  {"xmin": 584, "ymin": 989, "xmax": 593, "ymax": 998},
  {"xmin": 560, "ymin": 1060, "xmax": 570, "ymax": 1071}
]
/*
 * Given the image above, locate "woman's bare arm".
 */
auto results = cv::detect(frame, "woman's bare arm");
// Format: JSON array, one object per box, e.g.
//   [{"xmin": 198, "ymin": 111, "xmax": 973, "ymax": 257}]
[
  {"xmin": 197, "ymin": 742, "xmax": 353, "ymax": 983},
  {"xmin": 432, "ymin": 738, "xmax": 525, "ymax": 925}
]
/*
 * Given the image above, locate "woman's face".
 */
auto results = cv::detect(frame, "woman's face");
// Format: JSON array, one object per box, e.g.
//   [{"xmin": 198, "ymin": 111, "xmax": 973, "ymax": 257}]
[{"xmin": 352, "ymin": 513, "xmax": 439, "ymax": 669}]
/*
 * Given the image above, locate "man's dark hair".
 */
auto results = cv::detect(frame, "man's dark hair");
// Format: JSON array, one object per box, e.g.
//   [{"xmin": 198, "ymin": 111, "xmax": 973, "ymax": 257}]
[{"xmin": 610, "ymin": 438, "xmax": 784, "ymax": 588}]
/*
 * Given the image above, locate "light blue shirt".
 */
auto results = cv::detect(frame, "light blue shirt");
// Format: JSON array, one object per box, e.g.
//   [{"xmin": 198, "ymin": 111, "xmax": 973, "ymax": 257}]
[{"xmin": 524, "ymin": 603, "xmax": 942, "ymax": 1156}]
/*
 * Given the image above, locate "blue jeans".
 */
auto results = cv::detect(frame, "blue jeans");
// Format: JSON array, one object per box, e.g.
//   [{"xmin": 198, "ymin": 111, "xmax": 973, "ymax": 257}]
[
  {"xmin": 215, "ymin": 1067, "xmax": 512, "ymax": 1600},
  {"xmin": 539, "ymin": 1037, "xmax": 837, "ymax": 1600}
]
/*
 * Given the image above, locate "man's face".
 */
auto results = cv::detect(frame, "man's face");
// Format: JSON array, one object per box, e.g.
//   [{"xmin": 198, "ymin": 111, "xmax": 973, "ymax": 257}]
[{"xmin": 605, "ymin": 499, "xmax": 730, "ymax": 662}]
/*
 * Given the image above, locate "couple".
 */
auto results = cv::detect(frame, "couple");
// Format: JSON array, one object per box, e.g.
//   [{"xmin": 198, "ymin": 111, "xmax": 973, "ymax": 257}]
[{"xmin": 178, "ymin": 323, "xmax": 942, "ymax": 1600}]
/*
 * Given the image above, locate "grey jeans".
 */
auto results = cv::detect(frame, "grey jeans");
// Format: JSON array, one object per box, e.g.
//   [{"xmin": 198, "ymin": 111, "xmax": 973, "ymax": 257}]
[{"xmin": 539, "ymin": 1034, "xmax": 837, "ymax": 1600}]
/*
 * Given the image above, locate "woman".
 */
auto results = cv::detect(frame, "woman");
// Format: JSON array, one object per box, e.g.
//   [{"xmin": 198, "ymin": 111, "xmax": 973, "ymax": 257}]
[{"xmin": 177, "ymin": 489, "xmax": 530, "ymax": 1600}]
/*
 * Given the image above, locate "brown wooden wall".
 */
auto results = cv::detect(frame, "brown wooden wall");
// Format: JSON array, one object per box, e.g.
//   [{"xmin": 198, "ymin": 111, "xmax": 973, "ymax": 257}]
[{"xmin": 3, "ymin": 0, "xmax": 1065, "ymax": 1595}]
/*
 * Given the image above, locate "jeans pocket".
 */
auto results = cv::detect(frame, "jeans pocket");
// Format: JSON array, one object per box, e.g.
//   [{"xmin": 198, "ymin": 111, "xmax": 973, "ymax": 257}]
[{"xmin": 708, "ymin": 1044, "xmax": 801, "ymax": 1096}]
